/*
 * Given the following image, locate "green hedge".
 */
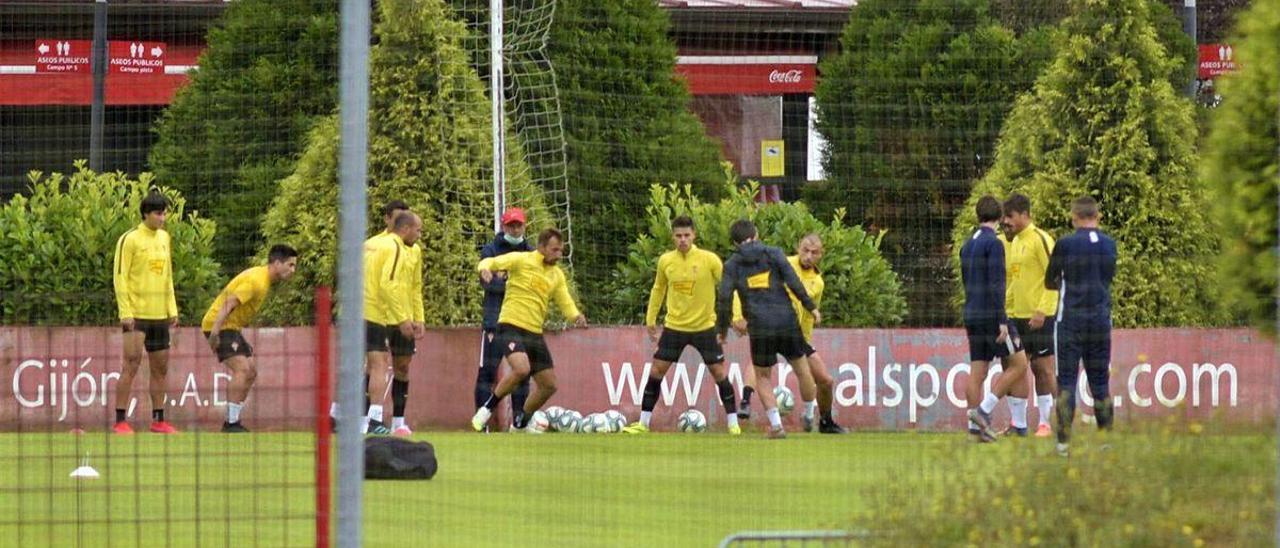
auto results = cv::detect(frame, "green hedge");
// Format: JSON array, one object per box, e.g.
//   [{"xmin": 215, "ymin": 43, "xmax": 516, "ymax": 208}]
[
  {"xmin": 0, "ymin": 162, "xmax": 221, "ymax": 326},
  {"xmin": 608, "ymin": 167, "xmax": 906, "ymax": 327},
  {"xmin": 1202, "ymin": 0, "xmax": 1280, "ymax": 336},
  {"xmin": 952, "ymin": 0, "xmax": 1222, "ymax": 328}
]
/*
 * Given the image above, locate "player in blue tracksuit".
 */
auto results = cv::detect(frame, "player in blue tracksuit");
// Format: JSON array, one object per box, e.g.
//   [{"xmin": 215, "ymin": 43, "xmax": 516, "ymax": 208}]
[
  {"xmin": 959, "ymin": 196, "xmax": 1029, "ymax": 443},
  {"xmin": 473, "ymin": 208, "xmax": 534, "ymax": 431},
  {"xmin": 1044, "ymin": 196, "xmax": 1117, "ymax": 457}
]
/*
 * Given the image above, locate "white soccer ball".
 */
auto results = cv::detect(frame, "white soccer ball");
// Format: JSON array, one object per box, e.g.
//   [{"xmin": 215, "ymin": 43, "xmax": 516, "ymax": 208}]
[
  {"xmin": 528, "ymin": 410, "xmax": 550, "ymax": 433},
  {"xmin": 544, "ymin": 406, "xmax": 565, "ymax": 424},
  {"xmin": 555, "ymin": 410, "xmax": 582, "ymax": 432},
  {"xmin": 603, "ymin": 410, "xmax": 627, "ymax": 431},
  {"xmin": 580, "ymin": 413, "xmax": 600, "ymax": 433},
  {"xmin": 773, "ymin": 386, "xmax": 795, "ymax": 416},
  {"xmin": 677, "ymin": 410, "xmax": 707, "ymax": 433},
  {"xmin": 593, "ymin": 413, "xmax": 615, "ymax": 433}
]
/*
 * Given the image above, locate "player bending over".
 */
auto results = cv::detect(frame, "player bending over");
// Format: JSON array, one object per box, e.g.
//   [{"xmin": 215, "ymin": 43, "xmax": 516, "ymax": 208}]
[
  {"xmin": 202, "ymin": 245, "xmax": 299, "ymax": 432},
  {"xmin": 471, "ymin": 228, "xmax": 587, "ymax": 433}
]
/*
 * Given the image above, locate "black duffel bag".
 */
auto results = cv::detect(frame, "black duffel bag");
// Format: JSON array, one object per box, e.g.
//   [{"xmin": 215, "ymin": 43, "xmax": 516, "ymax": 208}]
[{"xmin": 364, "ymin": 437, "xmax": 438, "ymax": 480}]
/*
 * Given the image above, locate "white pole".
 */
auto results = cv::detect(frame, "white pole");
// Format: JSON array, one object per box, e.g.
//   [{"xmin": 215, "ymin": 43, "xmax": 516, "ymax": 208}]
[
  {"xmin": 337, "ymin": 0, "xmax": 369, "ymax": 545},
  {"xmin": 490, "ymin": 0, "xmax": 506, "ymax": 233}
]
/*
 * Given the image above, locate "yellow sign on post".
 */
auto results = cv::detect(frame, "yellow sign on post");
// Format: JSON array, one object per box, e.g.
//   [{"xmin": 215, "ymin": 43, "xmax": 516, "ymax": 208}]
[{"xmin": 761, "ymin": 140, "xmax": 784, "ymax": 177}]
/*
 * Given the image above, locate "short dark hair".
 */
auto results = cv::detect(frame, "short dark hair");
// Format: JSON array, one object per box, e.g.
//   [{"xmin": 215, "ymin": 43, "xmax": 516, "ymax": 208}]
[
  {"xmin": 729, "ymin": 219, "xmax": 757, "ymax": 245},
  {"xmin": 538, "ymin": 228, "xmax": 564, "ymax": 247},
  {"xmin": 382, "ymin": 199, "xmax": 410, "ymax": 217},
  {"xmin": 671, "ymin": 215, "xmax": 695, "ymax": 231},
  {"xmin": 1003, "ymin": 193, "xmax": 1031, "ymax": 216},
  {"xmin": 975, "ymin": 195, "xmax": 1002, "ymax": 223},
  {"xmin": 1071, "ymin": 196, "xmax": 1100, "ymax": 219},
  {"xmin": 268, "ymin": 244, "xmax": 298, "ymax": 263},
  {"xmin": 140, "ymin": 191, "xmax": 168, "ymax": 217},
  {"xmin": 393, "ymin": 211, "xmax": 420, "ymax": 231}
]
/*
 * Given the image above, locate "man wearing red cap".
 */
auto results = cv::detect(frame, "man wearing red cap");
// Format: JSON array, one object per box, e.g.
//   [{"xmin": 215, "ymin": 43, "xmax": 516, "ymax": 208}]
[{"xmin": 473, "ymin": 207, "xmax": 534, "ymax": 430}]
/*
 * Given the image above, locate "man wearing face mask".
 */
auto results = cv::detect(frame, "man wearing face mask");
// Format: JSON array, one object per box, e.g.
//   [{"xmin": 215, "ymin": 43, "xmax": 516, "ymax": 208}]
[{"xmin": 473, "ymin": 208, "xmax": 534, "ymax": 431}]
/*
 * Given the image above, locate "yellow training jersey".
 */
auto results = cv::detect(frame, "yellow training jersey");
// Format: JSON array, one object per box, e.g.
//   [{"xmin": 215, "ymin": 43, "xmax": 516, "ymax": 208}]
[
  {"xmin": 113, "ymin": 222, "xmax": 177, "ymax": 321},
  {"xmin": 363, "ymin": 234, "xmax": 421, "ymax": 326},
  {"xmin": 201, "ymin": 266, "xmax": 271, "ymax": 331},
  {"xmin": 645, "ymin": 245, "xmax": 723, "ymax": 332},
  {"xmin": 1004, "ymin": 223, "xmax": 1058, "ymax": 319},
  {"xmin": 787, "ymin": 256, "xmax": 823, "ymax": 342},
  {"xmin": 477, "ymin": 250, "xmax": 580, "ymax": 334}
]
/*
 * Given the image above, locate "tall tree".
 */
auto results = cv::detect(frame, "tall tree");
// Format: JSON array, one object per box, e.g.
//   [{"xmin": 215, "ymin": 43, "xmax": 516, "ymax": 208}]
[
  {"xmin": 1202, "ymin": 0, "xmax": 1279, "ymax": 335},
  {"xmin": 149, "ymin": 0, "xmax": 338, "ymax": 273},
  {"xmin": 956, "ymin": 0, "xmax": 1221, "ymax": 327}
]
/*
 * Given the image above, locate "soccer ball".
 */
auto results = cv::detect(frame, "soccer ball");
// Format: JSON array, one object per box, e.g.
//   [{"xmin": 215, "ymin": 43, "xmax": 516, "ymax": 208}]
[
  {"xmin": 555, "ymin": 410, "xmax": 582, "ymax": 432},
  {"xmin": 544, "ymin": 406, "xmax": 565, "ymax": 424},
  {"xmin": 590, "ymin": 413, "xmax": 614, "ymax": 433},
  {"xmin": 528, "ymin": 410, "xmax": 549, "ymax": 433},
  {"xmin": 603, "ymin": 410, "xmax": 627, "ymax": 431},
  {"xmin": 773, "ymin": 386, "xmax": 795, "ymax": 416},
  {"xmin": 580, "ymin": 413, "xmax": 600, "ymax": 433},
  {"xmin": 677, "ymin": 410, "xmax": 707, "ymax": 433}
]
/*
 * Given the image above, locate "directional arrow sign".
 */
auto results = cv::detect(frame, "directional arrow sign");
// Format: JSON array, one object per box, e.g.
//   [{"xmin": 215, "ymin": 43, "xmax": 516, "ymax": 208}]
[
  {"xmin": 34, "ymin": 39, "xmax": 91, "ymax": 73},
  {"xmin": 108, "ymin": 40, "xmax": 166, "ymax": 75}
]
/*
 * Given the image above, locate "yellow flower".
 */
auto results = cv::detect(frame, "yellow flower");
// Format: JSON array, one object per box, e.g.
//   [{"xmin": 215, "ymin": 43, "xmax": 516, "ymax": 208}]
[{"xmin": 1182, "ymin": 525, "xmax": 1194, "ymax": 535}]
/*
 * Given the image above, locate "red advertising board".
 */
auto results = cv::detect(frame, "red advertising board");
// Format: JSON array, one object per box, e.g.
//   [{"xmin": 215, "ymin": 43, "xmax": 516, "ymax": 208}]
[
  {"xmin": 1, "ymin": 327, "xmax": 1273, "ymax": 432},
  {"xmin": 1198, "ymin": 43, "xmax": 1238, "ymax": 79},
  {"xmin": 676, "ymin": 62, "xmax": 816, "ymax": 95},
  {"xmin": 108, "ymin": 40, "xmax": 166, "ymax": 75},
  {"xmin": 34, "ymin": 39, "xmax": 92, "ymax": 74}
]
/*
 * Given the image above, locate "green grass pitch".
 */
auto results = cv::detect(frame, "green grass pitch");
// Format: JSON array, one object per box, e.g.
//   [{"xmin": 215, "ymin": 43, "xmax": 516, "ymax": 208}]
[{"xmin": 0, "ymin": 429, "xmax": 1272, "ymax": 546}]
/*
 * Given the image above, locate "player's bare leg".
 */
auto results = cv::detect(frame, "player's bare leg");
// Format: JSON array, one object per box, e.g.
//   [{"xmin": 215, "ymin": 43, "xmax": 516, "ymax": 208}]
[
  {"xmin": 706, "ymin": 362, "xmax": 741, "ymax": 434},
  {"xmin": 364, "ymin": 351, "xmax": 392, "ymax": 433},
  {"xmin": 752, "ymin": 365, "xmax": 785, "ymax": 438},
  {"xmin": 146, "ymin": 348, "xmax": 175, "ymax": 433},
  {"xmin": 787, "ymin": 355, "xmax": 819, "ymax": 432},
  {"xmin": 113, "ymin": 331, "xmax": 145, "ymax": 434},
  {"xmin": 807, "ymin": 352, "xmax": 846, "ymax": 433},
  {"xmin": 966, "ymin": 360, "xmax": 996, "ymax": 441},
  {"xmin": 523, "ymin": 369, "xmax": 558, "ymax": 418},
  {"xmin": 222, "ymin": 355, "xmax": 256, "ymax": 432},
  {"xmin": 390, "ymin": 355, "xmax": 413, "ymax": 435},
  {"xmin": 1031, "ymin": 355, "xmax": 1057, "ymax": 436},
  {"xmin": 471, "ymin": 352, "xmax": 532, "ymax": 431}
]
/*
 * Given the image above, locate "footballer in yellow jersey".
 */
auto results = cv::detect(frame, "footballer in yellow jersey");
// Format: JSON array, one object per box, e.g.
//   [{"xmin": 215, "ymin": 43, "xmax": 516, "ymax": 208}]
[
  {"xmin": 201, "ymin": 245, "xmax": 299, "ymax": 432},
  {"xmin": 111, "ymin": 192, "xmax": 179, "ymax": 435},
  {"xmin": 624, "ymin": 216, "xmax": 741, "ymax": 435},
  {"xmin": 471, "ymin": 228, "xmax": 587, "ymax": 433}
]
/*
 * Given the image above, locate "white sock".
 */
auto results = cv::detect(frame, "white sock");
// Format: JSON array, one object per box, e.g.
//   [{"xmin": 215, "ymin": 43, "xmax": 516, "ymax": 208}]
[
  {"xmin": 392, "ymin": 416, "xmax": 405, "ymax": 429},
  {"xmin": 968, "ymin": 419, "xmax": 979, "ymax": 431},
  {"xmin": 329, "ymin": 402, "xmax": 339, "ymax": 418},
  {"xmin": 802, "ymin": 400, "xmax": 817, "ymax": 420},
  {"xmin": 726, "ymin": 413, "xmax": 739, "ymax": 428},
  {"xmin": 980, "ymin": 393, "xmax": 999, "ymax": 414},
  {"xmin": 766, "ymin": 408, "xmax": 782, "ymax": 429},
  {"xmin": 227, "ymin": 402, "xmax": 243, "ymax": 424},
  {"xmin": 1009, "ymin": 397, "xmax": 1028, "ymax": 429},
  {"xmin": 1037, "ymin": 394, "xmax": 1054, "ymax": 426},
  {"xmin": 640, "ymin": 411, "xmax": 653, "ymax": 427},
  {"xmin": 367, "ymin": 404, "xmax": 384, "ymax": 423}
]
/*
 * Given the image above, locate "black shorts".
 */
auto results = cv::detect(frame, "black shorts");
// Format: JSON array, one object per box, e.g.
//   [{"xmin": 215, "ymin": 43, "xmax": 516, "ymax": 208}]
[
  {"xmin": 366, "ymin": 321, "xmax": 416, "ymax": 357},
  {"xmin": 748, "ymin": 331, "xmax": 809, "ymax": 368},
  {"xmin": 496, "ymin": 323, "xmax": 554, "ymax": 374},
  {"xmin": 123, "ymin": 319, "xmax": 170, "ymax": 352},
  {"xmin": 654, "ymin": 328, "xmax": 724, "ymax": 364},
  {"xmin": 1012, "ymin": 317, "xmax": 1055, "ymax": 358},
  {"xmin": 203, "ymin": 330, "xmax": 253, "ymax": 363},
  {"xmin": 965, "ymin": 322, "xmax": 1023, "ymax": 363}
]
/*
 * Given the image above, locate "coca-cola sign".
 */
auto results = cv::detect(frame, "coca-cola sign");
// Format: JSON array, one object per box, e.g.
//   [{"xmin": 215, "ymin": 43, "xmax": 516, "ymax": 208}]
[
  {"xmin": 768, "ymin": 69, "xmax": 803, "ymax": 84},
  {"xmin": 676, "ymin": 62, "xmax": 816, "ymax": 95}
]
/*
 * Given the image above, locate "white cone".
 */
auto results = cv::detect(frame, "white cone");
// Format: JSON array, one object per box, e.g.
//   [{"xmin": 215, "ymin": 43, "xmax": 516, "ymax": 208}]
[{"xmin": 70, "ymin": 465, "xmax": 100, "ymax": 479}]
